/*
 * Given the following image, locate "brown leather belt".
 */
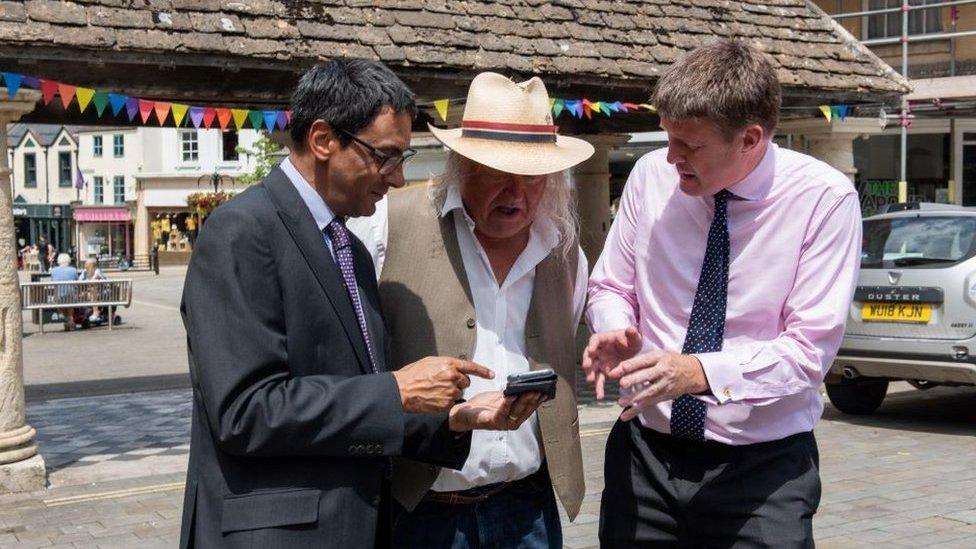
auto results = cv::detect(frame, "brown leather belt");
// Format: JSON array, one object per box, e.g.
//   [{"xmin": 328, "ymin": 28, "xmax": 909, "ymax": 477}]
[{"xmin": 422, "ymin": 482, "xmax": 510, "ymax": 505}]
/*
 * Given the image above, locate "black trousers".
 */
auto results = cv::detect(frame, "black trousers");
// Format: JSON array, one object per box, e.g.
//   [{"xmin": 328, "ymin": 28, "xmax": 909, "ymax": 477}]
[{"xmin": 599, "ymin": 420, "xmax": 821, "ymax": 549}]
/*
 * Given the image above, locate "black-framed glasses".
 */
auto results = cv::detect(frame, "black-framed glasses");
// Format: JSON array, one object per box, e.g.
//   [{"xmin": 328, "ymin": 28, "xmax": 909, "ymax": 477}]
[{"xmin": 336, "ymin": 128, "xmax": 416, "ymax": 175}]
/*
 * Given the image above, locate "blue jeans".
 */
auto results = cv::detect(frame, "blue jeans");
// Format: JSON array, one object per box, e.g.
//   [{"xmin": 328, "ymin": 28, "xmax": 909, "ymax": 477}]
[{"xmin": 392, "ymin": 471, "xmax": 562, "ymax": 549}]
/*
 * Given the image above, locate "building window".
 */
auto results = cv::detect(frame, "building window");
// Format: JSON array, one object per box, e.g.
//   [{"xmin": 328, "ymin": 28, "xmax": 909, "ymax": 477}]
[
  {"xmin": 93, "ymin": 176, "xmax": 104, "ymax": 204},
  {"xmin": 93, "ymin": 135, "xmax": 103, "ymax": 157},
  {"xmin": 867, "ymin": 0, "xmax": 942, "ymax": 39},
  {"xmin": 59, "ymin": 152, "xmax": 72, "ymax": 187},
  {"xmin": 113, "ymin": 176, "xmax": 125, "ymax": 204},
  {"xmin": 181, "ymin": 130, "xmax": 199, "ymax": 163},
  {"xmin": 24, "ymin": 153, "xmax": 37, "ymax": 188},
  {"xmin": 221, "ymin": 131, "xmax": 239, "ymax": 162},
  {"xmin": 113, "ymin": 134, "xmax": 124, "ymax": 157}
]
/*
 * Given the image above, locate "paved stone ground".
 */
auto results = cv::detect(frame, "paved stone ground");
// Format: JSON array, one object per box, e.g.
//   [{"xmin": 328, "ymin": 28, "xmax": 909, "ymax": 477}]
[{"xmin": 2, "ymin": 385, "xmax": 976, "ymax": 547}]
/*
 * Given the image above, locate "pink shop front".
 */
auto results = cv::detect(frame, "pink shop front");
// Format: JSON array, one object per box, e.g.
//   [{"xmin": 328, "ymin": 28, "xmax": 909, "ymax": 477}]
[{"xmin": 73, "ymin": 206, "xmax": 134, "ymax": 263}]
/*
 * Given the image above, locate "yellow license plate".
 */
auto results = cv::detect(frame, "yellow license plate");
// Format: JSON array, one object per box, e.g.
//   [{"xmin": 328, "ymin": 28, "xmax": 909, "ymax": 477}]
[{"xmin": 862, "ymin": 302, "xmax": 932, "ymax": 323}]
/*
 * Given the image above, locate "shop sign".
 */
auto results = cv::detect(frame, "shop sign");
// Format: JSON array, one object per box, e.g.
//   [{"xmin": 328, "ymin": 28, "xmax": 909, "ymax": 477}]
[{"xmin": 12, "ymin": 207, "xmax": 27, "ymax": 217}]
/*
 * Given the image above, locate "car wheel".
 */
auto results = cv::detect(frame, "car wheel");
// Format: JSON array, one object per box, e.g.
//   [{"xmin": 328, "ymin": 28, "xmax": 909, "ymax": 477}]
[{"xmin": 825, "ymin": 379, "xmax": 889, "ymax": 415}]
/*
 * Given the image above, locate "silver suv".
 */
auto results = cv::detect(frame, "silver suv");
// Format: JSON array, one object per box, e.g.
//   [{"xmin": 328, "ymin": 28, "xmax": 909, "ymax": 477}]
[{"xmin": 827, "ymin": 203, "xmax": 976, "ymax": 414}]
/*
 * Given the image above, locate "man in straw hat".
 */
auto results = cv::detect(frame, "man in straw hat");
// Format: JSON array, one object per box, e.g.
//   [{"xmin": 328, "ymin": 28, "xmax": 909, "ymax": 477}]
[
  {"xmin": 375, "ymin": 72, "xmax": 594, "ymax": 548},
  {"xmin": 584, "ymin": 39, "xmax": 861, "ymax": 546}
]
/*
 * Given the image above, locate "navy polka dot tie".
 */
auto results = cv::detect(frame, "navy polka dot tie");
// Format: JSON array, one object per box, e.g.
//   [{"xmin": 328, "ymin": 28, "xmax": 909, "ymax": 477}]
[
  {"xmin": 325, "ymin": 218, "xmax": 378, "ymax": 374},
  {"xmin": 670, "ymin": 190, "xmax": 730, "ymax": 441}
]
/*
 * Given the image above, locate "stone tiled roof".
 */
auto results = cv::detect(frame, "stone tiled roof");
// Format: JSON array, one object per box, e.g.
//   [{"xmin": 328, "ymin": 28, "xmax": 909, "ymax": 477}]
[{"xmin": 0, "ymin": 0, "xmax": 909, "ymax": 102}]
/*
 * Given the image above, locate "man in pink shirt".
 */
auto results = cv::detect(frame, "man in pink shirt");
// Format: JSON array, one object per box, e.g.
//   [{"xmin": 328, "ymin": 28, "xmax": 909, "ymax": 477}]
[{"xmin": 584, "ymin": 40, "xmax": 862, "ymax": 547}]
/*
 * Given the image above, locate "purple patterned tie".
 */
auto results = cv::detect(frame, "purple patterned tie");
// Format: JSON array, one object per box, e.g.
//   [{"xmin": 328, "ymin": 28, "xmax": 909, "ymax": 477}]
[{"xmin": 325, "ymin": 218, "xmax": 378, "ymax": 374}]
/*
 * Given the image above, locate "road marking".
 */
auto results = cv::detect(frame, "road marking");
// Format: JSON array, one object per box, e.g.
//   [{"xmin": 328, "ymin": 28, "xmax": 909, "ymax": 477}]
[
  {"xmin": 581, "ymin": 427, "xmax": 612, "ymax": 438},
  {"xmin": 131, "ymin": 299, "xmax": 180, "ymax": 312},
  {"xmin": 43, "ymin": 481, "xmax": 184, "ymax": 507}
]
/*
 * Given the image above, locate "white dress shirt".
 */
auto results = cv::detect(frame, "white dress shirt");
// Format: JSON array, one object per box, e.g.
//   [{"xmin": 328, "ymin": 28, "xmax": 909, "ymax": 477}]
[
  {"xmin": 279, "ymin": 158, "xmax": 338, "ymax": 259},
  {"xmin": 345, "ymin": 195, "xmax": 388, "ymax": 277},
  {"xmin": 367, "ymin": 184, "xmax": 589, "ymax": 490}
]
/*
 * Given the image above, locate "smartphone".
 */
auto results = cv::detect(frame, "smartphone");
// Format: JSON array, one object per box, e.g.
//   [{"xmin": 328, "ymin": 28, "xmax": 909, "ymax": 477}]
[{"xmin": 503, "ymin": 368, "xmax": 557, "ymax": 399}]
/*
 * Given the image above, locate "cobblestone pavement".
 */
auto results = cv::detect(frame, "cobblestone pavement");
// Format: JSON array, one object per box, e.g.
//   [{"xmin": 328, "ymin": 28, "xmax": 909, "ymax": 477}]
[{"xmin": 2, "ymin": 385, "xmax": 976, "ymax": 547}]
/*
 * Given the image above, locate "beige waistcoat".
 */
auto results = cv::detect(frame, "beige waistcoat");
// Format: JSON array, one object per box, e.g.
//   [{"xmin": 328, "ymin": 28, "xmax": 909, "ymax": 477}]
[{"xmin": 378, "ymin": 184, "xmax": 585, "ymax": 520}]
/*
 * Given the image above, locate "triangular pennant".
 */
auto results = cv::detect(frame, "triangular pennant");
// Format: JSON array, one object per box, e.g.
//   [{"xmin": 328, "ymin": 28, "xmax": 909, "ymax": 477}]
[
  {"xmin": 433, "ymin": 99, "xmax": 449, "ymax": 122},
  {"xmin": 189, "ymin": 106, "xmax": 204, "ymax": 128},
  {"xmin": 22, "ymin": 76, "xmax": 40, "ymax": 89},
  {"xmin": 108, "ymin": 93, "xmax": 127, "ymax": 116},
  {"xmin": 203, "ymin": 107, "xmax": 217, "ymax": 129},
  {"xmin": 608, "ymin": 101, "xmax": 623, "ymax": 112},
  {"xmin": 2, "ymin": 72, "xmax": 23, "ymax": 98},
  {"xmin": 638, "ymin": 104, "xmax": 655, "ymax": 111},
  {"xmin": 92, "ymin": 92, "xmax": 109, "ymax": 117},
  {"xmin": 830, "ymin": 105, "xmax": 842, "ymax": 122},
  {"xmin": 837, "ymin": 105, "xmax": 849, "ymax": 121},
  {"xmin": 171, "ymin": 104, "xmax": 189, "ymax": 127},
  {"xmin": 153, "ymin": 102, "xmax": 171, "ymax": 126},
  {"xmin": 40, "ymin": 80, "xmax": 58, "ymax": 105},
  {"xmin": 285, "ymin": 110, "xmax": 292, "ymax": 124},
  {"xmin": 216, "ymin": 108, "xmax": 232, "ymax": 129},
  {"xmin": 75, "ymin": 87, "xmax": 95, "ymax": 113},
  {"xmin": 819, "ymin": 105, "xmax": 832, "ymax": 123},
  {"xmin": 548, "ymin": 98, "xmax": 556, "ymax": 110},
  {"xmin": 125, "ymin": 97, "xmax": 139, "ymax": 121},
  {"xmin": 582, "ymin": 99, "xmax": 593, "ymax": 120},
  {"xmin": 275, "ymin": 110, "xmax": 288, "ymax": 130},
  {"xmin": 247, "ymin": 110, "xmax": 263, "ymax": 130},
  {"xmin": 568, "ymin": 100, "xmax": 582, "ymax": 118},
  {"xmin": 621, "ymin": 102, "xmax": 640, "ymax": 111},
  {"xmin": 552, "ymin": 99, "xmax": 565, "ymax": 118},
  {"xmin": 262, "ymin": 111, "xmax": 278, "ymax": 130},
  {"xmin": 231, "ymin": 109, "xmax": 248, "ymax": 130},
  {"xmin": 138, "ymin": 99, "xmax": 154, "ymax": 124},
  {"xmin": 57, "ymin": 83, "xmax": 77, "ymax": 109}
]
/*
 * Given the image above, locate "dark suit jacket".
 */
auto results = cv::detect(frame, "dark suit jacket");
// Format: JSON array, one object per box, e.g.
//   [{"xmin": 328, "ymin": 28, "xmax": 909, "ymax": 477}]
[{"xmin": 178, "ymin": 167, "xmax": 470, "ymax": 549}]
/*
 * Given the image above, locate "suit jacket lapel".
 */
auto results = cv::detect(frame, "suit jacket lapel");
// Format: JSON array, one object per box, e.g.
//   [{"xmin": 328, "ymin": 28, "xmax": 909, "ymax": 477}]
[{"xmin": 263, "ymin": 167, "xmax": 372, "ymax": 375}]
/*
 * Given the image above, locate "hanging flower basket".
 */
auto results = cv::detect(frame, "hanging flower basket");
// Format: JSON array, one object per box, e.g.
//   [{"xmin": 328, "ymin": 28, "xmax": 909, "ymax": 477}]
[{"xmin": 187, "ymin": 191, "xmax": 236, "ymax": 220}]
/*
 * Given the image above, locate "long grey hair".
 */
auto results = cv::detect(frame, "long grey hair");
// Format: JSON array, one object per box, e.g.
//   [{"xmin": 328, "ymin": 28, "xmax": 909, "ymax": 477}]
[{"xmin": 427, "ymin": 152, "xmax": 579, "ymax": 258}]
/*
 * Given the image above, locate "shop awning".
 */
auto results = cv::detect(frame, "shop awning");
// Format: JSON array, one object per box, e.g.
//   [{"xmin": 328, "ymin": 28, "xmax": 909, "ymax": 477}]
[{"xmin": 73, "ymin": 207, "xmax": 130, "ymax": 222}]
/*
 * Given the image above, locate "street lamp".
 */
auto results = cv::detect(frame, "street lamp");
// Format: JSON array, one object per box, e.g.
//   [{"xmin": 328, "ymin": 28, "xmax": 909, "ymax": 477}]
[{"xmin": 197, "ymin": 171, "xmax": 235, "ymax": 193}]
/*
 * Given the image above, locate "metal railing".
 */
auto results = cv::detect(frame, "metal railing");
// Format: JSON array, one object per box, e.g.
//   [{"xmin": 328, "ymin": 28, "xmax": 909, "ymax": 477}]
[{"xmin": 20, "ymin": 279, "xmax": 133, "ymax": 334}]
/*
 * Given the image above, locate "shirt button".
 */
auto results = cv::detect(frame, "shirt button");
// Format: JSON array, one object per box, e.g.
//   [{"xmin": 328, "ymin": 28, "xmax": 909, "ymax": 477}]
[
  {"xmin": 722, "ymin": 387, "xmax": 732, "ymax": 398},
  {"xmin": 466, "ymin": 318, "xmax": 476, "ymax": 329}
]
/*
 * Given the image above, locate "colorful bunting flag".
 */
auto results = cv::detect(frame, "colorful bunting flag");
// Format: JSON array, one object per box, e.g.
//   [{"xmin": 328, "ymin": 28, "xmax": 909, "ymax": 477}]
[
  {"xmin": 92, "ymin": 92, "xmax": 109, "ymax": 117},
  {"xmin": 124, "ymin": 97, "xmax": 139, "ymax": 121},
  {"xmin": 247, "ymin": 109, "xmax": 263, "ymax": 130},
  {"xmin": 2, "ymin": 72, "xmax": 23, "ymax": 98},
  {"xmin": 108, "ymin": 93, "xmax": 127, "ymax": 116},
  {"xmin": 171, "ymin": 104, "xmax": 189, "ymax": 127},
  {"xmin": 216, "ymin": 108, "xmax": 232, "ymax": 130},
  {"xmin": 433, "ymin": 99, "xmax": 450, "ymax": 122},
  {"xmin": 40, "ymin": 80, "xmax": 58, "ymax": 105},
  {"xmin": 153, "ymin": 101, "xmax": 171, "ymax": 126},
  {"xmin": 231, "ymin": 109, "xmax": 248, "ymax": 130},
  {"xmin": 138, "ymin": 99, "xmax": 154, "ymax": 124},
  {"xmin": 275, "ymin": 111, "xmax": 288, "ymax": 130},
  {"xmin": 262, "ymin": 111, "xmax": 277, "ymax": 131},
  {"xmin": 552, "ymin": 98, "xmax": 565, "ymax": 118},
  {"xmin": 189, "ymin": 106, "xmax": 204, "ymax": 128},
  {"xmin": 819, "ymin": 105, "xmax": 832, "ymax": 122},
  {"xmin": 57, "ymin": 83, "xmax": 77, "ymax": 109},
  {"xmin": 74, "ymin": 166, "xmax": 85, "ymax": 190},
  {"xmin": 203, "ymin": 107, "xmax": 217, "ymax": 129},
  {"xmin": 75, "ymin": 87, "xmax": 95, "ymax": 113}
]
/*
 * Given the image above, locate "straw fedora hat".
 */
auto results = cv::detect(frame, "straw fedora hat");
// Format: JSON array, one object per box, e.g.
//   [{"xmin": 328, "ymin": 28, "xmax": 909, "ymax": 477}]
[{"xmin": 428, "ymin": 72, "xmax": 594, "ymax": 176}]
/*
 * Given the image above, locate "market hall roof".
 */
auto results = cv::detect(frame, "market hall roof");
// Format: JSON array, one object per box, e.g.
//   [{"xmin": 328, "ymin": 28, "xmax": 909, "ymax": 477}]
[{"xmin": 0, "ymin": 0, "xmax": 909, "ymax": 129}]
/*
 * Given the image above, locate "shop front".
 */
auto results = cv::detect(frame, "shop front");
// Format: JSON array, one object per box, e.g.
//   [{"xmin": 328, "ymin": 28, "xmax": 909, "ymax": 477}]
[
  {"xmin": 149, "ymin": 208, "xmax": 198, "ymax": 266},
  {"xmin": 12, "ymin": 203, "xmax": 74, "ymax": 258},
  {"xmin": 73, "ymin": 206, "xmax": 133, "ymax": 264}
]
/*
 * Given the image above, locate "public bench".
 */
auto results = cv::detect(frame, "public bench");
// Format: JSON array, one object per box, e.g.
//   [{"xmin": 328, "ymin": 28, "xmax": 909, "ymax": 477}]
[{"xmin": 20, "ymin": 279, "xmax": 133, "ymax": 334}]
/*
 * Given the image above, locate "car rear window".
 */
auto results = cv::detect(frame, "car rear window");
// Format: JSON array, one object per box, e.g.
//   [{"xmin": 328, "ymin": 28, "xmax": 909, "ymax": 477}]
[{"xmin": 861, "ymin": 215, "xmax": 976, "ymax": 269}]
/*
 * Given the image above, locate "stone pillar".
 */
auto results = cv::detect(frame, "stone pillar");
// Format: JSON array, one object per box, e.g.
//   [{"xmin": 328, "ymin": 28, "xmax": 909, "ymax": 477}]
[
  {"xmin": 573, "ymin": 134, "xmax": 629, "ymax": 268},
  {"xmin": 806, "ymin": 133, "xmax": 857, "ymax": 182},
  {"xmin": 0, "ymin": 87, "xmax": 46, "ymax": 493},
  {"xmin": 780, "ymin": 117, "xmax": 886, "ymax": 184}
]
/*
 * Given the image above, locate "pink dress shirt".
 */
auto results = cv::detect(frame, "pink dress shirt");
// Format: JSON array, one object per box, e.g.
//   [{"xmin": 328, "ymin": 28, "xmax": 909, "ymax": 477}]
[{"xmin": 586, "ymin": 143, "xmax": 862, "ymax": 445}]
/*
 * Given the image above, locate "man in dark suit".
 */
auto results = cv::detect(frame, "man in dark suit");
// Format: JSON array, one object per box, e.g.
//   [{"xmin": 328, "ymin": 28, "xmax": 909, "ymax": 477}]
[{"xmin": 179, "ymin": 59, "xmax": 538, "ymax": 549}]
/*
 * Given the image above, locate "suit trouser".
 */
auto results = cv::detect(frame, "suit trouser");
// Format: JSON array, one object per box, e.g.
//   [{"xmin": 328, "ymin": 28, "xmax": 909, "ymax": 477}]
[{"xmin": 599, "ymin": 419, "xmax": 821, "ymax": 549}]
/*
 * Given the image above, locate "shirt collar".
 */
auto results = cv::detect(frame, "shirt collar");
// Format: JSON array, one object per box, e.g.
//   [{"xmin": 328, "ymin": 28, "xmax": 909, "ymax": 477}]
[
  {"xmin": 726, "ymin": 142, "xmax": 776, "ymax": 201},
  {"xmin": 440, "ymin": 184, "xmax": 560, "ymax": 253},
  {"xmin": 280, "ymin": 157, "xmax": 336, "ymax": 231}
]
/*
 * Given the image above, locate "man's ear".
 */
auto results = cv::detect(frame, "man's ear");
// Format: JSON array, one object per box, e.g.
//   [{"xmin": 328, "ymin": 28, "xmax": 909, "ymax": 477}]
[
  {"xmin": 740, "ymin": 124, "xmax": 765, "ymax": 154},
  {"xmin": 306, "ymin": 120, "xmax": 335, "ymax": 163}
]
